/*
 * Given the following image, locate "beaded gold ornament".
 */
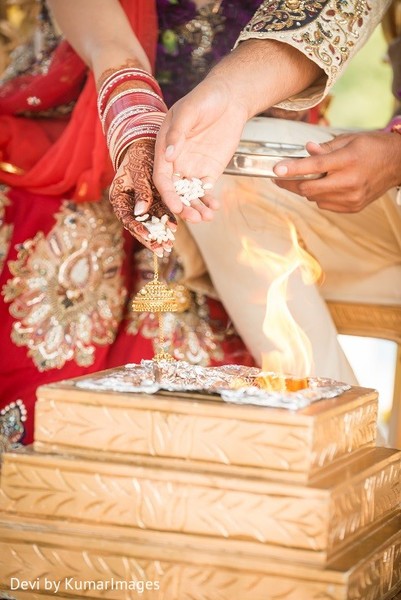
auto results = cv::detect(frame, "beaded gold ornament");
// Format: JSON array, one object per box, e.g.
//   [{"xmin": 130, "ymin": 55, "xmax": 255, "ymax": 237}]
[{"xmin": 131, "ymin": 253, "xmax": 178, "ymax": 362}]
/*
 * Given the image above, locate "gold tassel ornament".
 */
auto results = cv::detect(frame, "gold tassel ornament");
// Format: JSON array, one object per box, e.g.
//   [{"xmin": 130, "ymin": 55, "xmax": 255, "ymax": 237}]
[{"xmin": 131, "ymin": 253, "xmax": 178, "ymax": 362}]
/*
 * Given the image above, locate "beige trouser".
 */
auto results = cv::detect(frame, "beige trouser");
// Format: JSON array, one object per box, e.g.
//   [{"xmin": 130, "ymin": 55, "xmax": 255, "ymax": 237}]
[{"xmin": 176, "ymin": 175, "xmax": 401, "ymax": 384}]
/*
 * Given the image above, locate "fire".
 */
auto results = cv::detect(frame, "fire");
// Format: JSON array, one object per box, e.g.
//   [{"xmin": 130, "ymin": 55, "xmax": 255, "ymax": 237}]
[{"xmin": 239, "ymin": 222, "xmax": 322, "ymax": 379}]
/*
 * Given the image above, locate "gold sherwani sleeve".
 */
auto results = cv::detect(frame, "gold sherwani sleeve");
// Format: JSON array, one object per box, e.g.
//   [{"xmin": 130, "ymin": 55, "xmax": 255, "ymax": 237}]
[{"xmin": 235, "ymin": 1, "xmax": 392, "ymax": 110}]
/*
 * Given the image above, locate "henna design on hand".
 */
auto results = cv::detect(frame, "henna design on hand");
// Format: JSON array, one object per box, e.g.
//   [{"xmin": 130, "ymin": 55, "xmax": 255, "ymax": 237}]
[{"xmin": 109, "ymin": 138, "xmax": 177, "ymax": 254}]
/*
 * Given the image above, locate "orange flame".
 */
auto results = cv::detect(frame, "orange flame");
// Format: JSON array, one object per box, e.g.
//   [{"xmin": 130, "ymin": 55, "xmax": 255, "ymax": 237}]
[{"xmin": 240, "ymin": 223, "xmax": 322, "ymax": 377}]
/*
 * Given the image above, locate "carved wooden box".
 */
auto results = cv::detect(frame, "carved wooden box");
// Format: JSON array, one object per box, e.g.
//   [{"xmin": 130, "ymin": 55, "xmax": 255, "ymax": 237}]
[
  {"xmin": 1, "ymin": 369, "xmax": 399, "ymax": 599},
  {"xmin": 0, "ymin": 446, "xmax": 399, "ymax": 566},
  {"xmin": 34, "ymin": 367, "xmax": 378, "ymax": 484},
  {"xmin": 0, "ymin": 512, "xmax": 400, "ymax": 600}
]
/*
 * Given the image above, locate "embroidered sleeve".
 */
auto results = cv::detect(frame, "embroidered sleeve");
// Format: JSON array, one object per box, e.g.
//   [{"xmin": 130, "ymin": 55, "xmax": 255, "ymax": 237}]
[{"xmin": 235, "ymin": 0, "xmax": 392, "ymax": 110}]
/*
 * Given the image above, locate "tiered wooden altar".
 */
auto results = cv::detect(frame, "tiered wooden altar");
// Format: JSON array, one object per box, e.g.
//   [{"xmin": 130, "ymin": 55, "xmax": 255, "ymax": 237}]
[{"xmin": 0, "ymin": 365, "xmax": 400, "ymax": 599}]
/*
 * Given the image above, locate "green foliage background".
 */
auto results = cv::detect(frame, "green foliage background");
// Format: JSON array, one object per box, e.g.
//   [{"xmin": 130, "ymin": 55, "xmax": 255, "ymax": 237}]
[{"xmin": 327, "ymin": 26, "xmax": 394, "ymax": 129}]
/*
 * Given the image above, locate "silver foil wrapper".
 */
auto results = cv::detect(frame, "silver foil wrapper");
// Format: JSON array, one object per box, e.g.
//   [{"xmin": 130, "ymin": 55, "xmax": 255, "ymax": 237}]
[{"xmin": 74, "ymin": 361, "xmax": 351, "ymax": 410}]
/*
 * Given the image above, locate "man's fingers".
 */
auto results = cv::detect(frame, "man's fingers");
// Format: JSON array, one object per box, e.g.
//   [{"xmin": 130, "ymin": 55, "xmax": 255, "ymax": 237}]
[
  {"xmin": 306, "ymin": 133, "xmax": 357, "ymax": 155},
  {"xmin": 179, "ymin": 205, "xmax": 202, "ymax": 223},
  {"xmin": 185, "ymin": 198, "xmax": 215, "ymax": 221},
  {"xmin": 294, "ymin": 173, "xmax": 346, "ymax": 199},
  {"xmin": 164, "ymin": 130, "xmax": 186, "ymax": 162},
  {"xmin": 163, "ymin": 103, "xmax": 197, "ymax": 162},
  {"xmin": 274, "ymin": 173, "xmax": 366, "ymax": 213},
  {"xmin": 273, "ymin": 156, "xmax": 324, "ymax": 179},
  {"xmin": 305, "ymin": 141, "xmax": 327, "ymax": 155},
  {"xmin": 273, "ymin": 145, "xmax": 350, "ymax": 179},
  {"xmin": 275, "ymin": 171, "xmax": 342, "ymax": 197},
  {"xmin": 153, "ymin": 170, "xmax": 184, "ymax": 214},
  {"xmin": 312, "ymin": 200, "xmax": 354, "ymax": 213},
  {"xmin": 202, "ymin": 189, "xmax": 219, "ymax": 211},
  {"xmin": 273, "ymin": 179, "xmax": 302, "ymax": 195},
  {"xmin": 273, "ymin": 134, "xmax": 357, "ymax": 178}
]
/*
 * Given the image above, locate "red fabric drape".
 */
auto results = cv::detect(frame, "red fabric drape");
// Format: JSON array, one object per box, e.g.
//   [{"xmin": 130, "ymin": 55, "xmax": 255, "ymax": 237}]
[{"xmin": 0, "ymin": 0, "xmax": 158, "ymax": 201}]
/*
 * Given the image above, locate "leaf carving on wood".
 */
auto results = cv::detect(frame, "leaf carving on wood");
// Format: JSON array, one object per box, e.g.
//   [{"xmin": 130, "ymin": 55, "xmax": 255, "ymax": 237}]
[
  {"xmin": 312, "ymin": 402, "xmax": 377, "ymax": 469},
  {"xmin": 37, "ymin": 401, "xmax": 311, "ymax": 471},
  {"xmin": 2, "ymin": 462, "xmax": 326, "ymax": 548},
  {"xmin": 0, "ymin": 540, "xmax": 341, "ymax": 599}
]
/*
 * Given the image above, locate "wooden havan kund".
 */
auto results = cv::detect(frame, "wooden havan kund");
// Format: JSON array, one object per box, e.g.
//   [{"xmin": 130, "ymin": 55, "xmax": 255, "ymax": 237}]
[
  {"xmin": 0, "ymin": 365, "xmax": 400, "ymax": 600},
  {"xmin": 33, "ymin": 365, "xmax": 378, "ymax": 483}
]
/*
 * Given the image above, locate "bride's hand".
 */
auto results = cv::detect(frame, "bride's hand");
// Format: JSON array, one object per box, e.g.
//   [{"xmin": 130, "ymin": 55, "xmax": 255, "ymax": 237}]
[{"xmin": 109, "ymin": 139, "xmax": 177, "ymax": 257}]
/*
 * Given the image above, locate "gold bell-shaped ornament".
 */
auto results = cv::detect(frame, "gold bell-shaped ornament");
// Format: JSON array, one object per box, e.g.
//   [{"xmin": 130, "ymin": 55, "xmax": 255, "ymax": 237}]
[
  {"xmin": 131, "ymin": 254, "xmax": 179, "ymax": 361},
  {"xmin": 131, "ymin": 277, "xmax": 179, "ymax": 313}
]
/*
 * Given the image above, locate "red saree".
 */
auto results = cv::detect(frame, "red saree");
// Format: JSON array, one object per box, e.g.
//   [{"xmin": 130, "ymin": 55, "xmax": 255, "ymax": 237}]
[
  {"xmin": 0, "ymin": 0, "xmax": 253, "ymax": 450},
  {"xmin": 0, "ymin": 0, "xmax": 158, "ymax": 202}
]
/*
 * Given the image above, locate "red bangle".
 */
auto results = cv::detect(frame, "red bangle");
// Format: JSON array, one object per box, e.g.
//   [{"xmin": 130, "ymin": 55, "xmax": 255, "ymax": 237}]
[
  {"xmin": 106, "ymin": 105, "xmax": 159, "ymax": 146},
  {"xmin": 98, "ymin": 68, "xmax": 162, "ymax": 117},
  {"xmin": 109, "ymin": 112, "xmax": 165, "ymax": 170},
  {"xmin": 391, "ymin": 123, "xmax": 401, "ymax": 135},
  {"xmin": 103, "ymin": 90, "xmax": 166, "ymax": 133}
]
